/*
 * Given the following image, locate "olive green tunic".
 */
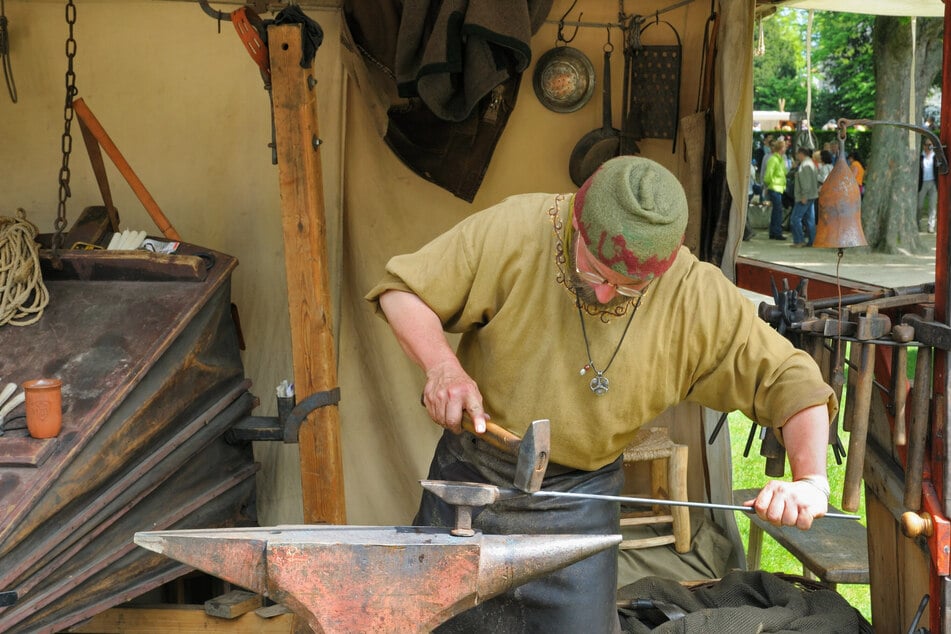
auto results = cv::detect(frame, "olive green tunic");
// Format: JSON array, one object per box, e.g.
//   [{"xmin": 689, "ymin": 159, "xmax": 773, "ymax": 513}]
[{"xmin": 367, "ymin": 193, "xmax": 835, "ymax": 471}]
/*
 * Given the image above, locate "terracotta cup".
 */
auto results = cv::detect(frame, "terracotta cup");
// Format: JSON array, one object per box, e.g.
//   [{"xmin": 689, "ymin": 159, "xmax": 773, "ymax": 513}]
[{"xmin": 23, "ymin": 378, "xmax": 63, "ymax": 439}]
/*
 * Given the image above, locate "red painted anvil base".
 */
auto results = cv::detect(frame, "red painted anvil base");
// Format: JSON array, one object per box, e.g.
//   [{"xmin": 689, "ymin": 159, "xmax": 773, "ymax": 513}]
[{"xmin": 134, "ymin": 525, "xmax": 621, "ymax": 633}]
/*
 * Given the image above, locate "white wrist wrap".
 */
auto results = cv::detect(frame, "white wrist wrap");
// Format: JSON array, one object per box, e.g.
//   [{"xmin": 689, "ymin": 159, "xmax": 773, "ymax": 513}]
[{"xmin": 796, "ymin": 475, "xmax": 831, "ymax": 500}]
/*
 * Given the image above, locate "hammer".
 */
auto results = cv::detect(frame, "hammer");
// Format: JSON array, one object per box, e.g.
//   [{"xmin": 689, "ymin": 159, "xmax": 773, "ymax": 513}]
[{"xmin": 462, "ymin": 418, "xmax": 551, "ymax": 493}]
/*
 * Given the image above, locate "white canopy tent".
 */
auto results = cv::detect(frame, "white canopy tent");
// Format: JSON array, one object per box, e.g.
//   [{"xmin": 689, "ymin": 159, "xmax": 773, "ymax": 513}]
[{"xmin": 769, "ymin": 0, "xmax": 944, "ymax": 16}]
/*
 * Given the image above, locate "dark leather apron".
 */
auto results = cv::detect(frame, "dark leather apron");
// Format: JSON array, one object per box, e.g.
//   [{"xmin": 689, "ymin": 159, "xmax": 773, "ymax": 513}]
[{"xmin": 416, "ymin": 430, "xmax": 624, "ymax": 633}]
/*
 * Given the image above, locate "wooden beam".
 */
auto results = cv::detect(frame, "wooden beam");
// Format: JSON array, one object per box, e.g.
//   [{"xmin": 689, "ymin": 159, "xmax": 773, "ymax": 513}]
[
  {"xmin": 204, "ymin": 590, "xmax": 263, "ymax": 619},
  {"xmin": 65, "ymin": 605, "xmax": 295, "ymax": 633},
  {"xmin": 268, "ymin": 24, "xmax": 346, "ymax": 524}
]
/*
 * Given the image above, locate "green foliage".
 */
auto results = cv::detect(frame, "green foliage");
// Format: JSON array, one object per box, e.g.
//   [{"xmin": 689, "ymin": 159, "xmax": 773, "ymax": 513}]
[
  {"xmin": 754, "ymin": 10, "xmax": 876, "ymax": 123},
  {"xmin": 810, "ymin": 12, "xmax": 876, "ymax": 123},
  {"xmin": 753, "ymin": 10, "xmax": 807, "ymax": 112}
]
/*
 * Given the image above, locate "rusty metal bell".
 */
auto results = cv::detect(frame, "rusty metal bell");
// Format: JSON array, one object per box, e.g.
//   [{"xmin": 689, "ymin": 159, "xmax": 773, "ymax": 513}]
[{"xmin": 815, "ymin": 137, "xmax": 867, "ymax": 248}]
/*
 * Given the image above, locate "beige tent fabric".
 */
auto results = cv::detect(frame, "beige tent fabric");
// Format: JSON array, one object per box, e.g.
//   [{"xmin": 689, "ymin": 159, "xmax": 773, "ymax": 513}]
[
  {"xmin": 719, "ymin": 0, "xmax": 756, "ymax": 278},
  {"xmin": 678, "ymin": 111, "xmax": 708, "ymax": 255}
]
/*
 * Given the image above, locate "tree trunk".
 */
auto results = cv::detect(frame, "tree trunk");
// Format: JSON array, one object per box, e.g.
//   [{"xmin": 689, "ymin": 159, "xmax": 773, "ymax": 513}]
[
  {"xmin": 863, "ymin": 17, "xmax": 943, "ymax": 254},
  {"xmin": 914, "ymin": 19, "xmax": 944, "ymax": 119},
  {"xmin": 862, "ymin": 17, "xmax": 917, "ymax": 253}
]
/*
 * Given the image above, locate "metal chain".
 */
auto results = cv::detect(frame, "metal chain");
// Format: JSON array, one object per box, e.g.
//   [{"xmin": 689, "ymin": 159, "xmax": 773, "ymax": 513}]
[
  {"xmin": 0, "ymin": 0, "xmax": 18, "ymax": 103},
  {"xmin": 53, "ymin": 0, "xmax": 77, "ymax": 251}
]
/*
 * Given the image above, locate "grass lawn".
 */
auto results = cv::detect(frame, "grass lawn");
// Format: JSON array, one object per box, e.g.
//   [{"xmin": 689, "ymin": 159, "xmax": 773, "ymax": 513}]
[{"xmin": 728, "ymin": 410, "xmax": 872, "ymax": 623}]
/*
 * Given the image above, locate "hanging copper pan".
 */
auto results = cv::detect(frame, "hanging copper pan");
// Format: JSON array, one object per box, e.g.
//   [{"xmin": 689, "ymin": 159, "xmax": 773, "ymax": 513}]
[{"xmin": 533, "ymin": 45, "xmax": 596, "ymax": 114}]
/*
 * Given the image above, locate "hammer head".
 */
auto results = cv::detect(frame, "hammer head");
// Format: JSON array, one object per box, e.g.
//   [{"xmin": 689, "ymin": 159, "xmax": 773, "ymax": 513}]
[{"xmin": 514, "ymin": 419, "xmax": 550, "ymax": 493}]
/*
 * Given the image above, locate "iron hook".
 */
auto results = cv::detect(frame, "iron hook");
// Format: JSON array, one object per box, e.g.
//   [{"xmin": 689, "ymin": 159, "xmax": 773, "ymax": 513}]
[
  {"xmin": 198, "ymin": 0, "xmax": 232, "ymax": 22},
  {"xmin": 557, "ymin": 0, "xmax": 581, "ymax": 44}
]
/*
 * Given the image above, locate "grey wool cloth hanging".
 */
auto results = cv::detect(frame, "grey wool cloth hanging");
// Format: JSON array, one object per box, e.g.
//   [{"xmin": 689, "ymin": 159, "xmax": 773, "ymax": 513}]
[
  {"xmin": 618, "ymin": 570, "xmax": 867, "ymax": 633},
  {"xmin": 394, "ymin": 0, "xmax": 552, "ymax": 121}
]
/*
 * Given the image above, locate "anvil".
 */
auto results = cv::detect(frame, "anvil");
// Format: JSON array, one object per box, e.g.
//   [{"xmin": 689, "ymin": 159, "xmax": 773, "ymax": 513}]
[{"xmin": 134, "ymin": 525, "xmax": 621, "ymax": 633}]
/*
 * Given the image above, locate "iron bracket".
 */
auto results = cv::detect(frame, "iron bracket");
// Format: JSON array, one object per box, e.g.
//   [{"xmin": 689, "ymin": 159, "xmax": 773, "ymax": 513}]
[{"xmin": 227, "ymin": 387, "xmax": 341, "ymax": 444}]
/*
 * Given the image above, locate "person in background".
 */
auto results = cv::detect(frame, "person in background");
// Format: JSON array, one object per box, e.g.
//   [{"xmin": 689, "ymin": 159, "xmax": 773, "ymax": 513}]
[
  {"xmin": 367, "ymin": 156, "xmax": 834, "ymax": 633},
  {"xmin": 823, "ymin": 141, "xmax": 839, "ymax": 165},
  {"xmin": 757, "ymin": 134, "xmax": 774, "ymax": 192},
  {"xmin": 849, "ymin": 151, "xmax": 865, "ymax": 197},
  {"xmin": 782, "ymin": 137, "xmax": 794, "ymax": 170},
  {"xmin": 817, "ymin": 150, "xmax": 834, "ymax": 186},
  {"xmin": 763, "ymin": 137, "xmax": 789, "ymax": 240},
  {"xmin": 919, "ymin": 140, "xmax": 938, "ymax": 233},
  {"xmin": 813, "ymin": 149, "xmax": 834, "ymax": 235},
  {"xmin": 791, "ymin": 146, "xmax": 818, "ymax": 248},
  {"xmin": 745, "ymin": 160, "xmax": 757, "ymax": 241}
]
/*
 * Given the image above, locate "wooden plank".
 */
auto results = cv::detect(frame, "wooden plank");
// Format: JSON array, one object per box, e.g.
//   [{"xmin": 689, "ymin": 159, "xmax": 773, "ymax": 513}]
[
  {"xmin": 39, "ymin": 250, "xmax": 206, "ymax": 282},
  {"xmin": 255, "ymin": 604, "xmax": 292, "ymax": 619},
  {"xmin": 268, "ymin": 23, "xmax": 346, "ymax": 524},
  {"xmin": 205, "ymin": 590, "xmax": 263, "ymax": 619},
  {"xmin": 0, "ymin": 452, "xmax": 257, "ymax": 632},
  {"xmin": 63, "ymin": 206, "xmax": 113, "ymax": 249},
  {"xmin": 0, "ymin": 435, "xmax": 57, "ymax": 468},
  {"xmin": 746, "ymin": 521, "xmax": 764, "ymax": 571},
  {"xmin": 867, "ymin": 491, "xmax": 901, "ymax": 633},
  {"xmin": 66, "ymin": 605, "xmax": 295, "ymax": 633},
  {"xmin": 864, "ymin": 435, "xmax": 909, "ymax": 522},
  {"xmin": 619, "ymin": 535, "xmax": 676, "ymax": 549},
  {"xmin": 898, "ymin": 522, "xmax": 933, "ymax": 634},
  {"xmin": 733, "ymin": 488, "xmax": 869, "ymax": 584}
]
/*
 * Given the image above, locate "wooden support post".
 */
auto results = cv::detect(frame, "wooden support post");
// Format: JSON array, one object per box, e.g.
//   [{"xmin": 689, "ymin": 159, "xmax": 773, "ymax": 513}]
[{"xmin": 268, "ymin": 24, "xmax": 346, "ymax": 524}]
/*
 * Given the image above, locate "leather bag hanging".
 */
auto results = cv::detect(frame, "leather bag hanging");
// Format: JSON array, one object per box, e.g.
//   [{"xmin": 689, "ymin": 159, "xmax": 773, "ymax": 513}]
[{"xmin": 627, "ymin": 18, "xmax": 682, "ymax": 153}]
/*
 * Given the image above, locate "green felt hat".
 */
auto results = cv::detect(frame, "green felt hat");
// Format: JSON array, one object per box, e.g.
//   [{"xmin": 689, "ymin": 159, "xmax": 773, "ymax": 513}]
[{"xmin": 573, "ymin": 156, "xmax": 687, "ymax": 280}]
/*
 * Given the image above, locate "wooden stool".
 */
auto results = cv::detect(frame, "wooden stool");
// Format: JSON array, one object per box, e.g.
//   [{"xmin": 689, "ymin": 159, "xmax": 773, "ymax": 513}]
[{"xmin": 619, "ymin": 427, "xmax": 691, "ymax": 553}]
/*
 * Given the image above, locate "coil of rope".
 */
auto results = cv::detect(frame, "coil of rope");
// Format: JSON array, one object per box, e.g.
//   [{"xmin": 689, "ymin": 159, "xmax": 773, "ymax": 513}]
[{"xmin": 0, "ymin": 209, "xmax": 49, "ymax": 326}]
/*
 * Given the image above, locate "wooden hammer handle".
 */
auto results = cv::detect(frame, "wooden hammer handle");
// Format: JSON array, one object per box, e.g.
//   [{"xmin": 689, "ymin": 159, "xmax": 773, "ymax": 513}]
[
  {"xmin": 462, "ymin": 418, "xmax": 522, "ymax": 455},
  {"xmin": 842, "ymin": 341, "xmax": 876, "ymax": 512},
  {"xmin": 418, "ymin": 394, "xmax": 522, "ymax": 455},
  {"xmin": 71, "ymin": 98, "xmax": 182, "ymax": 241},
  {"xmin": 904, "ymin": 345, "xmax": 933, "ymax": 510},
  {"xmin": 891, "ymin": 344, "xmax": 909, "ymax": 446}
]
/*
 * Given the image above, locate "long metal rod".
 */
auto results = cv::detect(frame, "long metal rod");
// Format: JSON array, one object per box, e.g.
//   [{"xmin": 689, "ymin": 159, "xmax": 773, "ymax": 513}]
[{"xmin": 527, "ymin": 490, "xmax": 861, "ymax": 520}]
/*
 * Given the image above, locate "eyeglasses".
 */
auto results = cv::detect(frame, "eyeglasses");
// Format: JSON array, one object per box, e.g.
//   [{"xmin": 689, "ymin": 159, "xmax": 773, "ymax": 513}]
[{"xmin": 574, "ymin": 236, "xmax": 650, "ymax": 298}]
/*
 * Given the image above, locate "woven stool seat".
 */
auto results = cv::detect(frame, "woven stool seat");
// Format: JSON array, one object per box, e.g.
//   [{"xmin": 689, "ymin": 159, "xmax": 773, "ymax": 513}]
[{"xmin": 620, "ymin": 427, "xmax": 691, "ymax": 553}]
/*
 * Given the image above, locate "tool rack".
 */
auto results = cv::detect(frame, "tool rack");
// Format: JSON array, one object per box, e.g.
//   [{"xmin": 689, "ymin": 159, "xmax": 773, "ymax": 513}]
[{"xmin": 735, "ymin": 249, "xmax": 950, "ymax": 632}]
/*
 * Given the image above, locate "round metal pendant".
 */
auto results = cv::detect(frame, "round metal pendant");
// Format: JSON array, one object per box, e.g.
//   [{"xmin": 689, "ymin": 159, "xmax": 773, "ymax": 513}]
[
  {"xmin": 533, "ymin": 46, "xmax": 596, "ymax": 114},
  {"xmin": 589, "ymin": 374, "xmax": 609, "ymax": 395}
]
